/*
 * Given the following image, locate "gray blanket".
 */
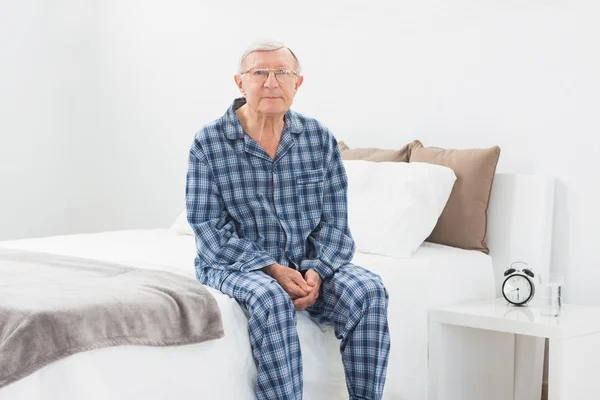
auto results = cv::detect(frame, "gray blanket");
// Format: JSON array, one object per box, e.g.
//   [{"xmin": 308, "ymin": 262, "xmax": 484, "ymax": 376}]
[{"xmin": 0, "ymin": 248, "xmax": 224, "ymax": 388}]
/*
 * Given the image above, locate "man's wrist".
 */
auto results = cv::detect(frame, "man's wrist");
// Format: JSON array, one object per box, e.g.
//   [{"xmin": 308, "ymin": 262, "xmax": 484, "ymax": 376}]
[
  {"xmin": 311, "ymin": 264, "xmax": 330, "ymax": 282},
  {"xmin": 307, "ymin": 268, "xmax": 324, "ymax": 283},
  {"xmin": 263, "ymin": 263, "xmax": 278, "ymax": 276}
]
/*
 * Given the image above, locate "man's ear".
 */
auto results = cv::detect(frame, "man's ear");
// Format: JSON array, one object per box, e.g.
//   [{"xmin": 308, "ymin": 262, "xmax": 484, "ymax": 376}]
[
  {"xmin": 295, "ymin": 76, "xmax": 304, "ymax": 91},
  {"xmin": 234, "ymin": 74, "xmax": 244, "ymax": 92}
]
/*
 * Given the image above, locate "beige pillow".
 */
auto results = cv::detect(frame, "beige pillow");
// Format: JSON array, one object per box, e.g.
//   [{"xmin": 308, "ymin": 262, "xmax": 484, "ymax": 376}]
[
  {"xmin": 339, "ymin": 141, "xmax": 350, "ymax": 152},
  {"xmin": 338, "ymin": 141, "xmax": 411, "ymax": 162},
  {"xmin": 409, "ymin": 140, "xmax": 501, "ymax": 254}
]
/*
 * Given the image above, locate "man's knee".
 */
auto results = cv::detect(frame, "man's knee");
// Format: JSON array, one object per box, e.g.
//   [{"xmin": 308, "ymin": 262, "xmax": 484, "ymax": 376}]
[
  {"xmin": 353, "ymin": 273, "xmax": 389, "ymax": 307},
  {"xmin": 248, "ymin": 281, "xmax": 295, "ymax": 316}
]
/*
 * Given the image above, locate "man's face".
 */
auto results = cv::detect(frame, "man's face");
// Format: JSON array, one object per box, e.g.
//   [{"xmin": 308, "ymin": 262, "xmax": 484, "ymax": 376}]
[{"xmin": 235, "ymin": 48, "xmax": 303, "ymax": 117}]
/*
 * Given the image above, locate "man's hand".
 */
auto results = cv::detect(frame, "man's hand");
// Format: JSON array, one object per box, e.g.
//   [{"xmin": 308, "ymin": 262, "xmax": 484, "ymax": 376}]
[
  {"xmin": 292, "ymin": 269, "xmax": 322, "ymax": 311},
  {"xmin": 264, "ymin": 263, "xmax": 313, "ymax": 299}
]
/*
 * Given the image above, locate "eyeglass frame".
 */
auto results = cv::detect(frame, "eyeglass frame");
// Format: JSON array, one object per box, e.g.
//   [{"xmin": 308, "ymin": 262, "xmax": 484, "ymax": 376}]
[{"xmin": 240, "ymin": 67, "xmax": 300, "ymax": 83}]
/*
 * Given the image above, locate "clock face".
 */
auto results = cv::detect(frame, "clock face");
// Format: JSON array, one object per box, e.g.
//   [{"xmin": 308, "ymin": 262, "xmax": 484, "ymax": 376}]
[{"xmin": 502, "ymin": 274, "xmax": 534, "ymax": 305}]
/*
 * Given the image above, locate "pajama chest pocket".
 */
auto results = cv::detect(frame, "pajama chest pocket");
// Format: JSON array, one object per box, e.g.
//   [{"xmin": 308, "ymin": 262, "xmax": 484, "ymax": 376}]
[{"xmin": 296, "ymin": 169, "xmax": 324, "ymax": 224}]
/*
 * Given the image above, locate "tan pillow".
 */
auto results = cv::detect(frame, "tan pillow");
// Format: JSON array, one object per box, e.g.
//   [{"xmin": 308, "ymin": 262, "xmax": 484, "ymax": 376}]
[
  {"xmin": 338, "ymin": 141, "xmax": 411, "ymax": 162},
  {"xmin": 409, "ymin": 140, "xmax": 501, "ymax": 254}
]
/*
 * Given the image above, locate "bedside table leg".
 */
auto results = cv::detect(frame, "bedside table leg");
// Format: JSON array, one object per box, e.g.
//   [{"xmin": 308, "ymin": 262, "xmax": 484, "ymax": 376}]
[
  {"xmin": 428, "ymin": 321, "xmax": 515, "ymax": 400},
  {"xmin": 513, "ymin": 335, "xmax": 545, "ymax": 400},
  {"xmin": 548, "ymin": 333, "xmax": 600, "ymax": 400}
]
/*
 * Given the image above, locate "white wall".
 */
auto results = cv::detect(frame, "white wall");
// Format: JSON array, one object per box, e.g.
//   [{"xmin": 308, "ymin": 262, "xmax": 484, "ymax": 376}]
[
  {"xmin": 0, "ymin": 0, "xmax": 123, "ymax": 238},
  {"xmin": 2, "ymin": 1, "xmax": 599, "ymax": 304}
]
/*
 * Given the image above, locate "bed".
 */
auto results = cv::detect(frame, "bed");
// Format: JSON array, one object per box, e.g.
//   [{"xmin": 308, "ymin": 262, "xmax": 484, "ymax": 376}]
[{"xmin": 0, "ymin": 173, "xmax": 554, "ymax": 400}]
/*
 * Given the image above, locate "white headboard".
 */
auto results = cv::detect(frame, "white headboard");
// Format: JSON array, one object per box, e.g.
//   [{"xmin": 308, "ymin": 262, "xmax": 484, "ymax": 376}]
[{"xmin": 486, "ymin": 174, "xmax": 555, "ymax": 296}]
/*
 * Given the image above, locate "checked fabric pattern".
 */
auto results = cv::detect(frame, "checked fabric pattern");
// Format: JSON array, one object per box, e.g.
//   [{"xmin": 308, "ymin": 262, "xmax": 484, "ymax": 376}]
[
  {"xmin": 186, "ymin": 97, "xmax": 355, "ymax": 288},
  {"xmin": 215, "ymin": 263, "xmax": 390, "ymax": 400},
  {"xmin": 186, "ymin": 98, "xmax": 390, "ymax": 399}
]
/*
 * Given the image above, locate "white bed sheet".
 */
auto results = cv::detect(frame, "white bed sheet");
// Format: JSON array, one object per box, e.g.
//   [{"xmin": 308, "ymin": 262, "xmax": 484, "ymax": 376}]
[{"xmin": 0, "ymin": 229, "xmax": 495, "ymax": 400}]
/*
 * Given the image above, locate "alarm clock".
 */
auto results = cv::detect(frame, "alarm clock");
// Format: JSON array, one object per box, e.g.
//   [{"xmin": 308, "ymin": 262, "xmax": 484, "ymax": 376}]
[{"xmin": 502, "ymin": 261, "xmax": 536, "ymax": 306}]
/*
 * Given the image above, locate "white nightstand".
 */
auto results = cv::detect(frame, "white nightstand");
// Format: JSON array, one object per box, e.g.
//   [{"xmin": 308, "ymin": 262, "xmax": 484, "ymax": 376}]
[{"xmin": 428, "ymin": 298, "xmax": 600, "ymax": 400}]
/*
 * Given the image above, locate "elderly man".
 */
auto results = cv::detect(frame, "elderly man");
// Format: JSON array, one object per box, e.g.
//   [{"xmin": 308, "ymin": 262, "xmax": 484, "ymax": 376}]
[{"xmin": 186, "ymin": 40, "xmax": 390, "ymax": 400}]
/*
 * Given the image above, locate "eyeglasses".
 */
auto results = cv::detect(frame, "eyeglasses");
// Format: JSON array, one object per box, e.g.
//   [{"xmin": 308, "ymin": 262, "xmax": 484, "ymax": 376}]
[{"xmin": 241, "ymin": 67, "xmax": 299, "ymax": 83}]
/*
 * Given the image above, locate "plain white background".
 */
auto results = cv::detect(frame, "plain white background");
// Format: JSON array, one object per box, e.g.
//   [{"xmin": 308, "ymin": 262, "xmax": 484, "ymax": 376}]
[{"xmin": 1, "ymin": 0, "xmax": 599, "ymax": 305}]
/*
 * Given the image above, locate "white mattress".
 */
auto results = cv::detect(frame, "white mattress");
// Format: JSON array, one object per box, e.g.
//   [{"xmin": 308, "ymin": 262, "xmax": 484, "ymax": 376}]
[{"xmin": 0, "ymin": 229, "xmax": 495, "ymax": 400}]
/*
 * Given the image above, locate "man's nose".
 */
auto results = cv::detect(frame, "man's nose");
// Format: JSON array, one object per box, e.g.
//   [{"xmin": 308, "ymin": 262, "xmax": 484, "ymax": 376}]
[{"xmin": 263, "ymin": 71, "xmax": 279, "ymax": 88}]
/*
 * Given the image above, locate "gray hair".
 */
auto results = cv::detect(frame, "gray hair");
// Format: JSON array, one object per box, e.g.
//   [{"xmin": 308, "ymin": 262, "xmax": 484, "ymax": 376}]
[{"xmin": 238, "ymin": 39, "xmax": 302, "ymax": 74}]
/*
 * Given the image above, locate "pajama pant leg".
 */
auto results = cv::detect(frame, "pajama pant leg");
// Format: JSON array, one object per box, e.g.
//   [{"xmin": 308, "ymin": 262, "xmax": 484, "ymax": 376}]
[
  {"xmin": 306, "ymin": 263, "xmax": 391, "ymax": 400},
  {"xmin": 218, "ymin": 270, "xmax": 302, "ymax": 400}
]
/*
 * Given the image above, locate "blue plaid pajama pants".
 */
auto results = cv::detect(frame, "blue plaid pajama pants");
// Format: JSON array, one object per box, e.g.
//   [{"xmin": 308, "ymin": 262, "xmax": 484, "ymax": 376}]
[{"xmin": 207, "ymin": 263, "xmax": 390, "ymax": 400}]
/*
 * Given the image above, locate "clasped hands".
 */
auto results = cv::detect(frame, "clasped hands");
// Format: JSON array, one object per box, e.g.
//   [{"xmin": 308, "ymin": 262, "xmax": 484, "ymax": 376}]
[{"xmin": 263, "ymin": 263, "xmax": 322, "ymax": 311}]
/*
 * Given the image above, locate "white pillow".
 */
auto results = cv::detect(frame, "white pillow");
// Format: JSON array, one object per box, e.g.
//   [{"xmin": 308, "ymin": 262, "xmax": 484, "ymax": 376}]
[
  {"xmin": 344, "ymin": 160, "xmax": 456, "ymax": 258},
  {"xmin": 171, "ymin": 210, "xmax": 194, "ymax": 236}
]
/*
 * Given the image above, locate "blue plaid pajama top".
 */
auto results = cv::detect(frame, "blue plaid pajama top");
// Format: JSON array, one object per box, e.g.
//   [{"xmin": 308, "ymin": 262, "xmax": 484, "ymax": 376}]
[{"xmin": 186, "ymin": 98, "xmax": 356, "ymax": 287}]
